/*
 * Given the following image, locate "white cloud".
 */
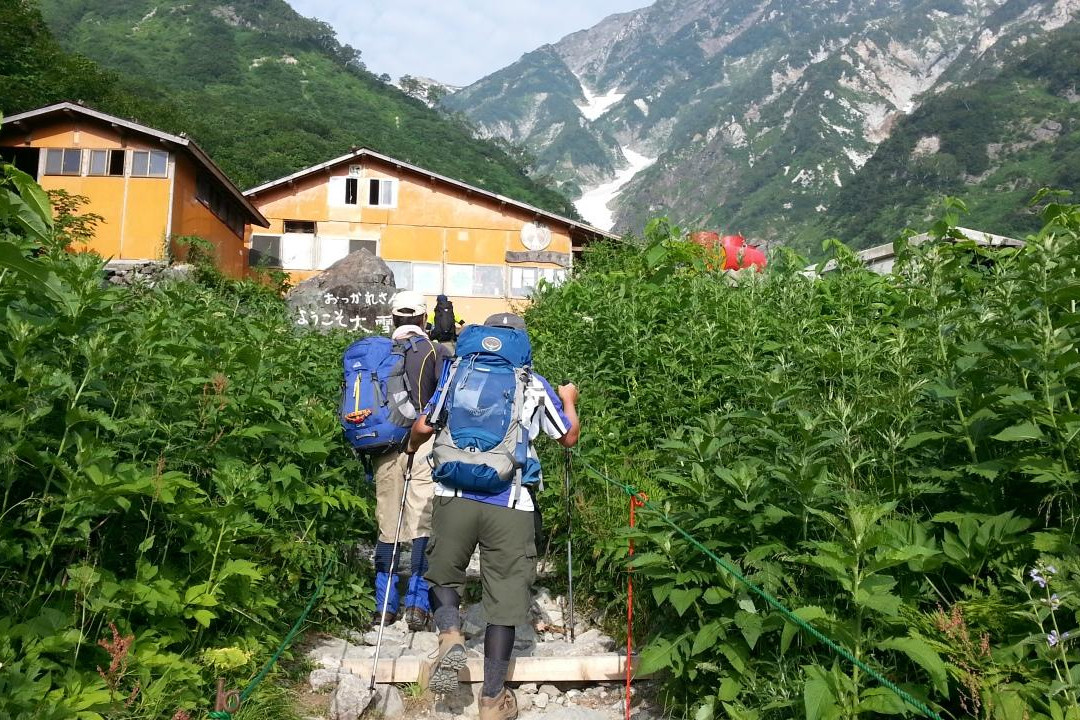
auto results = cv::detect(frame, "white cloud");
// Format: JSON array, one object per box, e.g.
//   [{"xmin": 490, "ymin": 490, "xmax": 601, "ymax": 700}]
[{"xmin": 287, "ymin": 0, "xmax": 647, "ymax": 86}]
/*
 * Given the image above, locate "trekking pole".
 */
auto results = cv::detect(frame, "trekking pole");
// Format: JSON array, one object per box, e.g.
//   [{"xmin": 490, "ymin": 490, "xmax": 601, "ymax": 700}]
[
  {"xmin": 369, "ymin": 453, "xmax": 414, "ymax": 691},
  {"xmin": 564, "ymin": 446, "xmax": 575, "ymax": 643}
]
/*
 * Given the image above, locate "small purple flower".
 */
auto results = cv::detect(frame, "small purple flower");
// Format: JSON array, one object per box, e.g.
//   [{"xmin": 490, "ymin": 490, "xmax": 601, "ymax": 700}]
[
  {"xmin": 1048, "ymin": 630, "xmax": 1071, "ymax": 647},
  {"xmin": 1046, "ymin": 565, "xmax": 1058, "ymax": 576},
  {"xmin": 1030, "ymin": 568, "xmax": 1047, "ymax": 588},
  {"xmin": 1050, "ymin": 594, "xmax": 1062, "ymax": 609}
]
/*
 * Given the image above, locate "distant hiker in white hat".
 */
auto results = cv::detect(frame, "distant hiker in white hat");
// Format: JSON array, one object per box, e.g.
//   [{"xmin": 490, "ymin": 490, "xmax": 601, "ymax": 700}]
[{"xmin": 357, "ymin": 290, "xmax": 451, "ymax": 630}]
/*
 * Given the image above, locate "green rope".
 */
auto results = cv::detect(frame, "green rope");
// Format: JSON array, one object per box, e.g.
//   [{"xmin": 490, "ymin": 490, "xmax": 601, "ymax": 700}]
[
  {"xmin": 207, "ymin": 554, "xmax": 336, "ymax": 719},
  {"xmin": 576, "ymin": 456, "xmax": 944, "ymax": 720}
]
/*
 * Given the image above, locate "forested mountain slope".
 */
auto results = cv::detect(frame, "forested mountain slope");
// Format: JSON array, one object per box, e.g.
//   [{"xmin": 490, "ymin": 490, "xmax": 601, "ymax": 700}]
[
  {"xmin": 17, "ymin": 0, "xmax": 575, "ymax": 216},
  {"xmin": 829, "ymin": 21, "xmax": 1080, "ymax": 246}
]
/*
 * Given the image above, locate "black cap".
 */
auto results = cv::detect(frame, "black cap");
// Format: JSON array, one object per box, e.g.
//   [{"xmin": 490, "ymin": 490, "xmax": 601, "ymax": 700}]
[{"xmin": 483, "ymin": 312, "xmax": 526, "ymax": 330}]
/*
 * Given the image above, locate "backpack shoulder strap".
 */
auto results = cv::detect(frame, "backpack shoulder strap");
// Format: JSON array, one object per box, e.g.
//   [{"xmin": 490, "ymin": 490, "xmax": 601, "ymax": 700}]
[{"xmin": 429, "ymin": 356, "xmax": 462, "ymax": 425}]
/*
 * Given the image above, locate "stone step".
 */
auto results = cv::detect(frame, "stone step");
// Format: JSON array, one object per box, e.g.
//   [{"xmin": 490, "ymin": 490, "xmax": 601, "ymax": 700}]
[{"xmin": 333, "ymin": 652, "xmax": 647, "ymax": 684}]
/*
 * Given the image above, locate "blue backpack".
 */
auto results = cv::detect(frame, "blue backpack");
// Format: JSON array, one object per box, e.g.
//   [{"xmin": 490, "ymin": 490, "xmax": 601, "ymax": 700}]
[
  {"xmin": 429, "ymin": 325, "xmax": 532, "ymax": 497},
  {"xmin": 340, "ymin": 336, "xmax": 424, "ymax": 452}
]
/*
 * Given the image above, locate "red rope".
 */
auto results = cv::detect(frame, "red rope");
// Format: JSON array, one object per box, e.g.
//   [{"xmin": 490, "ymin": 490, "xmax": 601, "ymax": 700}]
[{"xmin": 626, "ymin": 491, "xmax": 647, "ymax": 720}]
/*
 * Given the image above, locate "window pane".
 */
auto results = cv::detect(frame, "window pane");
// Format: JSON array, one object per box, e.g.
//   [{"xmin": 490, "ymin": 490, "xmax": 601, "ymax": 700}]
[
  {"xmin": 474, "ymin": 266, "xmax": 505, "ymax": 296},
  {"xmin": 283, "ymin": 220, "xmax": 316, "ymax": 234},
  {"xmin": 510, "ymin": 266, "xmax": 538, "ymax": 297},
  {"xmin": 386, "ymin": 261, "xmax": 411, "ymax": 289},
  {"xmin": 280, "ymin": 234, "xmax": 315, "ymax": 269},
  {"xmin": 88, "ymin": 150, "xmax": 107, "ymax": 176},
  {"xmin": 44, "ymin": 149, "xmax": 64, "ymax": 175},
  {"xmin": 131, "ymin": 151, "xmax": 149, "ymax": 176},
  {"xmin": 249, "ymin": 234, "xmax": 282, "ymax": 267},
  {"xmin": 349, "ymin": 238, "xmax": 377, "ymax": 255},
  {"xmin": 345, "ymin": 178, "xmax": 358, "ymax": 204},
  {"xmin": 108, "ymin": 150, "xmax": 125, "ymax": 176},
  {"xmin": 413, "ymin": 263, "xmax": 442, "ymax": 294},
  {"xmin": 62, "ymin": 149, "xmax": 82, "ymax": 175},
  {"xmin": 149, "ymin": 150, "xmax": 168, "ymax": 176},
  {"xmin": 368, "ymin": 179, "xmax": 380, "ymax": 205},
  {"xmin": 445, "ymin": 264, "xmax": 473, "ymax": 296},
  {"xmin": 317, "ymin": 236, "xmax": 350, "ymax": 270}
]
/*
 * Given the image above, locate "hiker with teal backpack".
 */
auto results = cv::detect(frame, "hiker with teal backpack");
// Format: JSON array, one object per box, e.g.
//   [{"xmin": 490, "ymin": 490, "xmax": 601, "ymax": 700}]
[
  {"xmin": 407, "ymin": 312, "xmax": 580, "ymax": 720},
  {"xmin": 340, "ymin": 290, "xmax": 452, "ymax": 631}
]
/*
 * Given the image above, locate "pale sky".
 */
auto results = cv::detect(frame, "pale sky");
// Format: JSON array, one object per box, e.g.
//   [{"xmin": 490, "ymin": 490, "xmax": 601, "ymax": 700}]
[{"xmin": 287, "ymin": 0, "xmax": 648, "ymax": 87}]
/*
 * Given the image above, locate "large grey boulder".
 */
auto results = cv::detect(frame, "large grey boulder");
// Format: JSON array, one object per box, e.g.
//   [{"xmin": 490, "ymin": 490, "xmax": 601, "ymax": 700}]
[{"xmin": 285, "ymin": 249, "xmax": 397, "ymax": 333}]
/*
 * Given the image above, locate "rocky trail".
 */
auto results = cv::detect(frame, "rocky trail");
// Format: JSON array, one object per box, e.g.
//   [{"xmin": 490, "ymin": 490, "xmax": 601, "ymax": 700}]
[{"xmin": 297, "ymin": 549, "xmax": 659, "ymax": 720}]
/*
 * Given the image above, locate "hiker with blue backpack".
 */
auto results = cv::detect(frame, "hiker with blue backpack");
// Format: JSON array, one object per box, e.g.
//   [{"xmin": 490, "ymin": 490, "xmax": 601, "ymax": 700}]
[
  {"xmin": 340, "ymin": 290, "xmax": 452, "ymax": 632},
  {"xmin": 406, "ymin": 312, "xmax": 580, "ymax": 720}
]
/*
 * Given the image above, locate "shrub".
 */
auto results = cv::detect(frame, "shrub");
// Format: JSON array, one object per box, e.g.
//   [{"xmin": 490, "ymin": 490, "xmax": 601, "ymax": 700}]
[
  {"xmin": 0, "ymin": 159, "xmax": 373, "ymax": 718},
  {"xmin": 526, "ymin": 203, "xmax": 1080, "ymax": 718}
]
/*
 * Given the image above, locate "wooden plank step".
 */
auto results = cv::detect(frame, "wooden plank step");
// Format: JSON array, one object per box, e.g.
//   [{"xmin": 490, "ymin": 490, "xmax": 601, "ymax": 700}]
[{"xmin": 339, "ymin": 653, "xmax": 648, "ymax": 684}]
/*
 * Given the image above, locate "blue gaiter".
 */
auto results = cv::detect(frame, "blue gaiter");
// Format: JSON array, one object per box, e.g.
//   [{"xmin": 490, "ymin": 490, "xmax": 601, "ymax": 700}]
[{"xmin": 405, "ymin": 536, "xmax": 430, "ymax": 611}]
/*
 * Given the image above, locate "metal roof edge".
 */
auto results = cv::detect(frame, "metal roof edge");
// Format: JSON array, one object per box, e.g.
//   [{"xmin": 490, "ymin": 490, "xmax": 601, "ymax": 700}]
[
  {"xmin": 2, "ymin": 102, "xmax": 267, "ymax": 227},
  {"xmin": 243, "ymin": 147, "xmax": 619, "ymax": 241}
]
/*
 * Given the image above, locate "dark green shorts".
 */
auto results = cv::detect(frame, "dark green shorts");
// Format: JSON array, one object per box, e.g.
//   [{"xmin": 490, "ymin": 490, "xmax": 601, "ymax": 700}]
[{"xmin": 424, "ymin": 495, "xmax": 537, "ymax": 626}]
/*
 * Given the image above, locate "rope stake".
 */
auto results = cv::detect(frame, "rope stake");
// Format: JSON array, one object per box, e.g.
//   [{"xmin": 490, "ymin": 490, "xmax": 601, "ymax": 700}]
[
  {"xmin": 626, "ymin": 490, "xmax": 647, "ymax": 720},
  {"xmin": 206, "ymin": 554, "xmax": 335, "ymax": 718},
  {"xmin": 578, "ymin": 457, "xmax": 943, "ymax": 720}
]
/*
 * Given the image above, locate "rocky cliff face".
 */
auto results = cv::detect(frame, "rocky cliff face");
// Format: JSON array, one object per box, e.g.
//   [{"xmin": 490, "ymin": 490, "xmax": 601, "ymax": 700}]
[{"xmin": 443, "ymin": 0, "xmax": 1080, "ymax": 242}]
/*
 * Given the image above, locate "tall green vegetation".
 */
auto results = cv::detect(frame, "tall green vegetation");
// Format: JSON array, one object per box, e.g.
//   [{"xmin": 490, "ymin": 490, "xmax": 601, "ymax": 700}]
[
  {"xmin": 0, "ymin": 157, "xmax": 371, "ymax": 718},
  {"xmin": 526, "ymin": 198, "xmax": 1080, "ymax": 718}
]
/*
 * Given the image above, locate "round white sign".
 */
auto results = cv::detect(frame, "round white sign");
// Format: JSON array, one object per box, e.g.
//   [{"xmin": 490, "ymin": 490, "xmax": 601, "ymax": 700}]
[{"xmin": 520, "ymin": 222, "xmax": 552, "ymax": 251}]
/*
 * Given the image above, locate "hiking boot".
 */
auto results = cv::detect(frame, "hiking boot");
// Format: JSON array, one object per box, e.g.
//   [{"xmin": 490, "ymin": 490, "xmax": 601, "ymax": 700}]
[
  {"xmin": 426, "ymin": 629, "xmax": 466, "ymax": 694},
  {"xmin": 404, "ymin": 605, "xmax": 431, "ymax": 632},
  {"xmin": 370, "ymin": 610, "xmax": 396, "ymax": 629},
  {"xmin": 479, "ymin": 688, "xmax": 518, "ymax": 720}
]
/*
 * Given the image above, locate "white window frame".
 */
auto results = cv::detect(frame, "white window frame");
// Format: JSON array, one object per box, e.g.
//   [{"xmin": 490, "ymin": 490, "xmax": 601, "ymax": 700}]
[
  {"xmin": 87, "ymin": 149, "xmax": 126, "ymax": 177},
  {"xmin": 386, "ymin": 261, "xmax": 441, "ymax": 293},
  {"xmin": 365, "ymin": 178, "xmax": 398, "ymax": 208},
  {"xmin": 44, "ymin": 148, "xmax": 84, "ymax": 176},
  {"xmin": 130, "ymin": 149, "xmax": 169, "ymax": 178},
  {"xmin": 510, "ymin": 266, "xmax": 566, "ymax": 298},
  {"xmin": 445, "ymin": 263, "xmax": 506, "ymax": 298},
  {"xmin": 315, "ymin": 235, "xmax": 380, "ymax": 270}
]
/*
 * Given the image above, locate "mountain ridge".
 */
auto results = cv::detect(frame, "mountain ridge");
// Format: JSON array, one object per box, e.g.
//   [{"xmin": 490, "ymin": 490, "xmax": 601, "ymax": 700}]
[{"xmin": 444, "ymin": 0, "xmax": 1080, "ymax": 250}]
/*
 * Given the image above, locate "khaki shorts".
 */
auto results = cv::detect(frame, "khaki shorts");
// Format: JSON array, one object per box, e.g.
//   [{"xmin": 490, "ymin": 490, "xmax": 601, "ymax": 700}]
[
  {"xmin": 424, "ymin": 495, "xmax": 537, "ymax": 626},
  {"xmin": 373, "ymin": 435, "xmax": 435, "ymax": 542}
]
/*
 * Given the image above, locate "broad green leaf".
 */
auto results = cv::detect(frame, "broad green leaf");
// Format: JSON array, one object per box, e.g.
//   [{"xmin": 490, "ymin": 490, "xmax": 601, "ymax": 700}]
[
  {"xmin": 721, "ymin": 703, "xmax": 760, "ymax": 720},
  {"xmin": 719, "ymin": 641, "xmax": 748, "ymax": 675},
  {"xmin": 734, "ymin": 610, "xmax": 762, "ymax": 649},
  {"xmin": 191, "ymin": 609, "xmax": 215, "ymax": 628},
  {"xmin": 877, "ymin": 635, "xmax": 948, "ymax": 696},
  {"xmin": 803, "ymin": 666, "xmax": 839, "ymax": 720},
  {"xmin": 703, "ymin": 587, "xmax": 731, "ymax": 604},
  {"xmin": 901, "ymin": 431, "xmax": 949, "ymax": 450},
  {"xmin": 992, "ymin": 422, "xmax": 1043, "ymax": 442},
  {"xmin": 7, "ymin": 165, "xmax": 54, "ymax": 230},
  {"xmin": 669, "ymin": 587, "xmax": 701, "ymax": 616},
  {"xmin": 693, "ymin": 697, "xmax": 716, "ymax": 720},
  {"xmin": 692, "ymin": 620, "xmax": 723, "ymax": 656},
  {"xmin": 218, "ymin": 559, "xmax": 263, "ymax": 582},
  {"xmin": 782, "ymin": 606, "xmax": 829, "ymax": 654},
  {"xmin": 718, "ymin": 676, "xmax": 742, "ymax": 702},
  {"xmin": 636, "ymin": 637, "xmax": 675, "ymax": 676},
  {"xmin": 856, "ymin": 687, "xmax": 908, "ymax": 714}
]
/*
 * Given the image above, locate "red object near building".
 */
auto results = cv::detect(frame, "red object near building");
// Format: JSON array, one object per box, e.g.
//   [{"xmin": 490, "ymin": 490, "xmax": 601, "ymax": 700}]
[
  {"xmin": 689, "ymin": 230, "xmax": 766, "ymax": 271},
  {"xmin": 720, "ymin": 234, "xmax": 766, "ymax": 271}
]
